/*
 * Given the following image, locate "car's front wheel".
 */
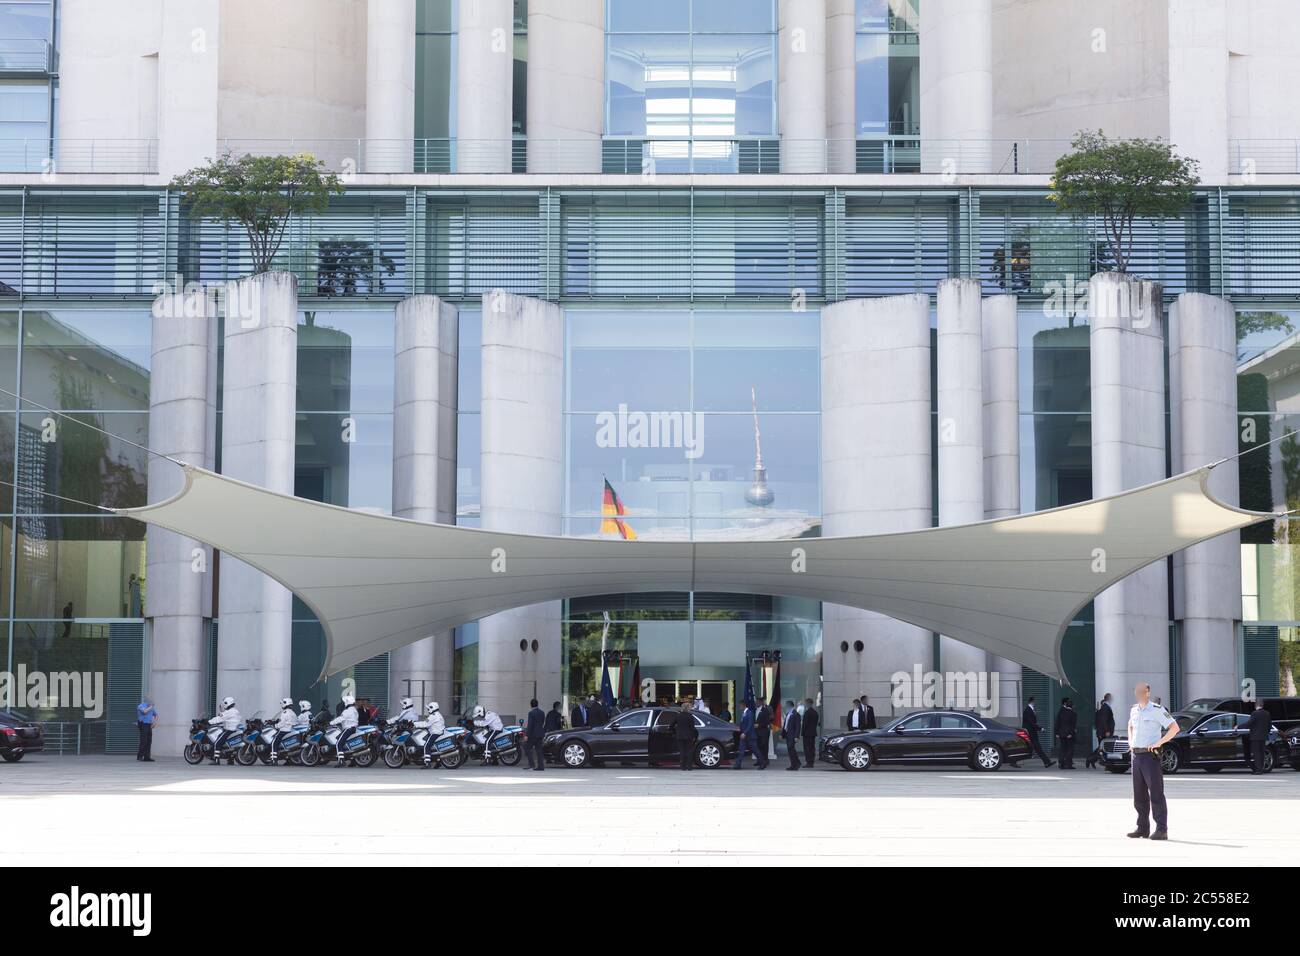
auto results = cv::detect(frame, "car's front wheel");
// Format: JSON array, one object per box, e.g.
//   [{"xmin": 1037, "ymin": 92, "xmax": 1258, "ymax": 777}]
[
  {"xmin": 841, "ymin": 743, "xmax": 872, "ymax": 771},
  {"xmin": 971, "ymin": 743, "xmax": 1003, "ymax": 771},
  {"xmin": 561, "ymin": 740, "xmax": 590, "ymax": 768},
  {"xmin": 1, "ymin": 751, "xmax": 24, "ymax": 763},
  {"xmin": 695, "ymin": 740, "xmax": 724, "ymax": 769}
]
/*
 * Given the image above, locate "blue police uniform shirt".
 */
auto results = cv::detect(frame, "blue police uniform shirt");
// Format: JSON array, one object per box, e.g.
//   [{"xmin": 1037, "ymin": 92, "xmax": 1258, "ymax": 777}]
[
  {"xmin": 1129, "ymin": 700, "xmax": 1173, "ymax": 748},
  {"xmin": 136, "ymin": 702, "xmax": 157, "ymax": 725}
]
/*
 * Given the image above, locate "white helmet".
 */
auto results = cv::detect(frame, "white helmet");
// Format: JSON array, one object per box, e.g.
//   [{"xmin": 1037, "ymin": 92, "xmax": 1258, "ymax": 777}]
[
  {"xmin": 221, "ymin": 696, "xmax": 236, "ymax": 710},
  {"xmin": 472, "ymin": 705, "xmax": 485, "ymax": 719},
  {"xmin": 342, "ymin": 694, "xmax": 356, "ymax": 707},
  {"xmin": 299, "ymin": 700, "xmax": 312, "ymax": 712},
  {"xmin": 400, "ymin": 697, "xmax": 413, "ymax": 710},
  {"xmin": 281, "ymin": 697, "xmax": 294, "ymax": 709},
  {"xmin": 426, "ymin": 701, "xmax": 441, "ymax": 715}
]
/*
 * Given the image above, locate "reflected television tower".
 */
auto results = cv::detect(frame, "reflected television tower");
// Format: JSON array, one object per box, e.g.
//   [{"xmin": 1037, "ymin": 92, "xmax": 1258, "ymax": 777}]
[{"xmin": 745, "ymin": 385, "xmax": 775, "ymax": 507}]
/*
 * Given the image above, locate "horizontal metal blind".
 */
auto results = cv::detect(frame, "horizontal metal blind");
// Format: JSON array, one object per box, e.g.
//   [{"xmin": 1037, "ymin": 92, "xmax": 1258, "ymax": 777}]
[
  {"xmin": 1221, "ymin": 194, "xmax": 1300, "ymax": 297},
  {"xmin": 22, "ymin": 194, "xmax": 162, "ymax": 296},
  {"xmin": 563, "ymin": 195, "xmax": 692, "ymax": 298},
  {"xmin": 427, "ymin": 199, "xmax": 540, "ymax": 298},
  {"xmin": 844, "ymin": 196, "xmax": 956, "ymax": 295}
]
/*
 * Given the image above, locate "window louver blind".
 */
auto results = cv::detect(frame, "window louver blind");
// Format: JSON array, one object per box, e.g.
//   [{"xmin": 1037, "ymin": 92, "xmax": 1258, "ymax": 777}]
[
  {"xmin": 352, "ymin": 653, "xmax": 390, "ymax": 714},
  {"xmin": 22, "ymin": 194, "xmax": 163, "ymax": 296},
  {"xmin": 1243, "ymin": 624, "xmax": 1280, "ymax": 698},
  {"xmin": 106, "ymin": 621, "xmax": 144, "ymax": 754},
  {"xmin": 427, "ymin": 199, "xmax": 540, "ymax": 298},
  {"xmin": 562, "ymin": 193, "xmax": 822, "ymax": 300},
  {"xmin": 844, "ymin": 196, "xmax": 956, "ymax": 296},
  {"xmin": 1222, "ymin": 194, "xmax": 1300, "ymax": 298}
]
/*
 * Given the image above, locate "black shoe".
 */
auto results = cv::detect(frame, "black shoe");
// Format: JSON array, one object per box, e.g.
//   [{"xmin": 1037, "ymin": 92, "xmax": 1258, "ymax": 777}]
[
  {"xmin": 1127, "ymin": 829, "xmax": 1150, "ymax": 838},
  {"xmin": 1150, "ymin": 829, "xmax": 1168, "ymax": 841},
  {"xmin": 1043, "ymin": 759, "xmax": 1055, "ymax": 768},
  {"xmin": 143, "ymin": 757, "xmax": 154, "ymax": 762}
]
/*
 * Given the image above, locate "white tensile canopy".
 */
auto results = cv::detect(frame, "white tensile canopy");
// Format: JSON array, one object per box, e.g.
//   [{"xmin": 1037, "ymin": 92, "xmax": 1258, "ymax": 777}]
[{"xmin": 120, "ymin": 463, "xmax": 1271, "ymax": 685}]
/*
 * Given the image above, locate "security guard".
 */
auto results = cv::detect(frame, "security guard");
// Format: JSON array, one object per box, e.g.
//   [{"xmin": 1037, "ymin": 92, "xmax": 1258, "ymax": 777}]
[{"xmin": 1127, "ymin": 682, "xmax": 1179, "ymax": 841}]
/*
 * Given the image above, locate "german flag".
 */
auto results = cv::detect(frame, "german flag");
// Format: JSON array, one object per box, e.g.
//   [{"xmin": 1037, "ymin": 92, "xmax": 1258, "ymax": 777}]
[{"xmin": 600, "ymin": 477, "xmax": 637, "ymax": 540}]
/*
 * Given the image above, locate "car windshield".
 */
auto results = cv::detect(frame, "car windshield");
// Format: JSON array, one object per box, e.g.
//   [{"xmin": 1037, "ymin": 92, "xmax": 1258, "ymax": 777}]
[{"xmin": 1180, "ymin": 698, "xmax": 1225, "ymax": 714}]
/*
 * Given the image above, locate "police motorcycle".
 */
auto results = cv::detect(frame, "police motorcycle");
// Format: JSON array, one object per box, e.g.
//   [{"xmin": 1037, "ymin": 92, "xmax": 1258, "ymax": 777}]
[
  {"xmin": 244, "ymin": 699, "xmax": 314, "ymax": 765},
  {"xmin": 382, "ymin": 700, "xmax": 468, "ymax": 769},
  {"xmin": 300, "ymin": 695, "xmax": 382, "ymax": 767},
  {"xmin": 182, "ymin": 696, "xmax": 245, "ymax": 765},
  {"xmin": 459, "ymin": 705, "xmax": 525, "ymax": 766}
]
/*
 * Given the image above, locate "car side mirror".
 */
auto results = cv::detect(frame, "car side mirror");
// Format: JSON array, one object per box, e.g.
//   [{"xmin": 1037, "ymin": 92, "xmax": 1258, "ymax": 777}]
[{"xmin": 893, "ymin": 725, "xmax": 905, "ymax": 733}]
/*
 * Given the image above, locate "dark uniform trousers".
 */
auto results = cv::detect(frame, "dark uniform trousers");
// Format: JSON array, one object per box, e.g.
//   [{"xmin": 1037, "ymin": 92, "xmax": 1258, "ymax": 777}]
[
  {"xmin": 678, "ymin": 739, "xmax": 695, "ymax": 770},
  {"xmin": 1132, "ymin": 751, "xmax": 1168, "ymax": 833},
  {"xmin": 1250, "ymin": 739, "xmax": 1267, "ymax": 772},
  {"xmin": 136, "ymin": 721, "xmax": 153, "ymax": 759}
]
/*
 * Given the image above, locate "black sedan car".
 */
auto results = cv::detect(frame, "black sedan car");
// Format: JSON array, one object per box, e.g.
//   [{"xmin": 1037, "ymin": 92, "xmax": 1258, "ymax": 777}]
[
  {"xmin": 1283, "ymin": 725, "xmax": 1300, "ymax": 771},
  {"xmin": 543, "ymin": 706, "xmax": 739, "ymax": 769},
  {"xmin": 820, "ymin": 709, "xmax": 1033, "ymax": 771},
  {"xmin": 0, "ymin": 710, "xmax": 44, "ymax": 762},
  {"xmin": 1181, "ymin": 696, "xmax": 1300, "ymax": 735},
  {"xmin": 1099, "ymin": 709, "xmax": 1286, "ymax": 773}
]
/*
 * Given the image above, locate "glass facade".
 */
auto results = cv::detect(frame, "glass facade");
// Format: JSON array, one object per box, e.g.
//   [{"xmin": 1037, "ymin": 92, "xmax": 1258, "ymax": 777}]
[
  {"xmin": 853, "ymin": 0, "xmax": 919, "ymax": 173},
  {"xmin": 605, "ymin": 0, "xmax": 776, "ymax": 172},
  {"xmin": 0, "ymin": 0, "xmax": 54, "ymax": 172}
]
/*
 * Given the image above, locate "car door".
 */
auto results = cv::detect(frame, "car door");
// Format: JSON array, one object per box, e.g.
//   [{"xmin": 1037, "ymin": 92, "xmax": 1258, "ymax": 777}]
[
  {"xmin": 930, "ymin": 713, "xmax": 982, "ymax": 759},
  {"xmin": 601, "ymin": 709, "xmax": 653, "ymax": 758},
  {"xmin": 649, "ymin": 710, "xmax": 680, "ymax": 763},
  {"xmin": 1189, "ymin": 713, "xmax": 1236, "ymax": 764},
  {"xmin": 878, "ymin": 713, "xmax": 938, "ymax": 760}
]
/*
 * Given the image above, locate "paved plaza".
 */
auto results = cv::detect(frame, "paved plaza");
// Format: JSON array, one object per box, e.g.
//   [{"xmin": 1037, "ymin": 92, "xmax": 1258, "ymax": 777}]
[{"xmin": 0, "ymin": 755, "xmax": 1294, "ymax": 866}]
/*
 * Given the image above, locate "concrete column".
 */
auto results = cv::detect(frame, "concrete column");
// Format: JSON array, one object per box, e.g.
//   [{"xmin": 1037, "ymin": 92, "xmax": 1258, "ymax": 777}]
[
  {"xmin": 389, "ymin": 295, "xmax": 459, "ymax": 711},
  {"xmin": 146, "ymin": 289, "xmax": 217, "ymax": 754},
  {"xmin": 982, "ymin": 293, "xmax": 1023, "ymax": 722},
  {"xmin": 365, "ymin": 0, "xmax": 417, "ymax": 173},
  {"xmin": 457, "ymin": 0, "xmax": 515, "ymax": 173},
  {"xmin": 918, "ymin": 0, "xmax": 992, "ymax": 173},
  {"xmin": 1169, "ymin": 292, "xmax": 1241, "ymax": 699},
  {"xmin": 779, "ymin": 0, "xmax": 828, "ymax": 173},
  {"xmin": 1090, "ymin": 274, "xmax": 1170, "ymax": 705},
  {"xmin": 527, "ymin": 0, "xmax": 603, "ymax": 173},
  {"xmin": 825, "ymin": 0, "xmax": 857, "ymax": 174},
  {"xmin": 477, "ymin": 292, "xmax": 564, "ymax": 720},
  {"xmin": 936, "ymin": 279, "xmax": 989, "ymax": 679},
  {"xmin": 821, "ymin": 294, "xmax": 932, "ymax": 724},
  {"xmin": 158, "ymin": 0, "xmax": 220, "ymax": 178},
  {"xmin": 217, "ymin": 272, "xmax": 298, "ymax": 711}
]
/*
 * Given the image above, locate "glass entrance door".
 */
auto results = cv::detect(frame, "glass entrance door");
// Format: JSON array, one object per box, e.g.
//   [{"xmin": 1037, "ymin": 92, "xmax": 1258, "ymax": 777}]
[{"xmin": 649, "ymin": 679, "xmax": 734, "ymax": 718}]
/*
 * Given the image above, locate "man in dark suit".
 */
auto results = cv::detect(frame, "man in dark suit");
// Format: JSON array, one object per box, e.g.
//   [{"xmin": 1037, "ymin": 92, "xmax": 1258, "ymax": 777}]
[
  {"xmin": 524, "ymin": 698, "xmax": 546, "ymax": 771},
  {"xmin": 1022, "ymin": 697, "xmax": 1054, "ymax": 767},
  {"xmin": 861, "ymin": 694, "xmax": 877, "ymax": 729},
  {"xmin": 782, "ymin": 700, "xmax": 802, "ymax": 770},
  {"xmin": 588, "ymin": 695, "xmax": 608, "ymax": 727},
  {"xmin": 544, "ymin": 700, "xmax": 564, "ymax": 733},
  {"xmin": 732, "ymin": 700, "xmax": 766, "ymax": 769},
  {"xmin": 1246, "ymin": 700, "xmax": 1272, "ymax": 773},
  {"xmin": 1054, "ymin": 697, "xmax": 1078, "ymax": 769},
  {"xmin": 1087, "ymin": 692, "xmax": 1115, "ymax": 768},
  {"xmin": 674, "ymin": 701, "xmax": 698, "ymax": 770},
  {"xmin": 801, "ymin": 698, "xmax": 820, "ymax": 767},
  {"xmin": 847, "ymin": 697, "xmax": 865, "ymax": 730},
  {"xmin": 754, "ymin": 699, "xmax": 772, "ymax": 763},
  {"xmin": 570, "ymin": 698, "xmax": 590, "ymax": 728}
]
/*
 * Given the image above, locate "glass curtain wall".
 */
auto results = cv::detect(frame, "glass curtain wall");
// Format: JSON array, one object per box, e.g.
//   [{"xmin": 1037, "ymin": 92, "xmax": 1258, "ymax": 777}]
[
  {"xmin": 854, "ymin": 0, "xmax": 920, "ymax": 173},
  {"xmin": 0, "ymin": 0, "xmax": 55, "ymax": 173},
  {"xmin": 3, "ymin": 307, "xmax": 151, "ymax": 752},
  {"xmin": 605, "ymin": 0, "xmax": 776, "ymax": 173}
]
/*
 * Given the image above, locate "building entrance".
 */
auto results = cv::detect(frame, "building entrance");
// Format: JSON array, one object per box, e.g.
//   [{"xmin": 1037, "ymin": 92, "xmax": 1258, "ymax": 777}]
[{"xmin": 649, "ymin": 679, "xmax": 735, "ymax": 717}]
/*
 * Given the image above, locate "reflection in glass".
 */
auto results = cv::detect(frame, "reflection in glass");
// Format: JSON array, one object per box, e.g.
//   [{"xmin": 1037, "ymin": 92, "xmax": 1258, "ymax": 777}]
[
  {"xmin": 13, "ymin": 515, "xmax": 145, "ymax": 619},
  {"xmin": 294, "ymin": 413, "xmax": 393, "ymax": 512},
  {"xmin": 296, "ymin": 311, "xmax": 396, "ymax": 414},
  {"xmin": 18, "ymin": 310, "xmax": 151, "ymax": 411},
  {"xmin": 16, "ymin": 411, "xmax": 148, "ymax": 513}
]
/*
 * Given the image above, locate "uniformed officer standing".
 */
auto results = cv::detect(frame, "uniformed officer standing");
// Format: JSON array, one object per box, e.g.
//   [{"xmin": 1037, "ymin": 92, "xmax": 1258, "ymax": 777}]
[{"xmin": 1127, "ymin": 682, "xmax": 1179, "ymax": 841}]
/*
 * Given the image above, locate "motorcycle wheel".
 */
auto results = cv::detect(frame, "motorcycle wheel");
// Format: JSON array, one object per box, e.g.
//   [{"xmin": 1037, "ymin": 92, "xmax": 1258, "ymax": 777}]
[
  {"xmin": 183, "ymin": 743, "xmax": 204, "ymax": 765},
  {"xmin": 287, "ymin": 751, "xmax": 303, "ymax": 766},
  {"xmin": 300, "ymin": 743, "xmax": 322, "ymax": 767},
  {"xmin": 438, "ymin": 748, "xmax": 466, "ymax": 770},
  {"xmin": 383, "ymin": 747, "xmax": 406, "ymax": 769},
  {"xmin": 497, "ymin": 745, "xmax": 523, "ymax": 767},
  {"xmin": 235, "ymin": 745, "xmax": 258, "ymax": 767},
  {"xmin": 259, "ymin": 751, "xmax": 276, "ymax": 765},
  {"xmin": 352, "ymin": 747, "xmax": 377, "ymax": 768}
]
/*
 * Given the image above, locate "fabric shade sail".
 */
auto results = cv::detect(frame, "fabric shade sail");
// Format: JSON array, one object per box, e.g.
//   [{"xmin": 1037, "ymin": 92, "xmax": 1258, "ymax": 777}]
[{"xmin": 120, "ymin": 462, "xmax": 1272, "ymax": 684}]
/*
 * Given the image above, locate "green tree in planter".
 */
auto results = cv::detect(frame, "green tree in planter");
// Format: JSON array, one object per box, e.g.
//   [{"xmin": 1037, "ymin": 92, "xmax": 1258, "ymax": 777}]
[
  {"xmin": 1049, "ymin": 131, "xmax": 1199, "ymax": 275},
  {"xmin": 169, "ymin": 152, "xmax": 345, "ymax": 276}
]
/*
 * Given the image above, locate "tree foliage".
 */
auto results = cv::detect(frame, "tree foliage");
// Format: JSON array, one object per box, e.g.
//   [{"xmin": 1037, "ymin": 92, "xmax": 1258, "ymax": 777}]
[
  {"xmin": 169, "ymin": 152, "xmax": 345, "ymax": 275},
  {"xmin": 1049, "ymin": 131, "xmax": 1199, "ymax": 275}
]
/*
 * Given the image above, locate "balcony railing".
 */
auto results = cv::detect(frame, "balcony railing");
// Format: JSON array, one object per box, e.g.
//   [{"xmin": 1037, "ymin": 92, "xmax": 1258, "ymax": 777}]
[
  {"xmin": 0, "ymin": 37, "xmax": 52, "ymax": 73},
  {"xmin": 1230, "ymin": 140, "xmax": 1300, "ymax": 175},
  {"xmin": 214, "ymin": 137, "xmax": 1073, "ymax": 175},
  {"xmin": 0, "ymin": 139, "xmax": 160, "ymax": 174}
]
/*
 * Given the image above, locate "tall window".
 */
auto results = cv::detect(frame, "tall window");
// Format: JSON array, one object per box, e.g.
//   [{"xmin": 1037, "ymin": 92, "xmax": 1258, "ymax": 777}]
[
  {"xmin": 854, "ymin": 0, "xmax": 919, "ymax": 136},
  {"xmin": 415, "ymin": 0, "xmax": 457, "ymax": 171},
  {"xmin": 0, "ymin": 0, "xmax": 53, "ymax": 172},
  {"xmin": 605, "ymin": 0, "xmax": 776, "ymax": 171}
]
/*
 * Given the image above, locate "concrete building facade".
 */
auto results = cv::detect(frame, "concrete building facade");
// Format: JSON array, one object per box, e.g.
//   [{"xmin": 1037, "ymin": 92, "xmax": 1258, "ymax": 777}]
[{"xmin": 1, "ymin": 0, "xmax": 1297, "ymax": 756}]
